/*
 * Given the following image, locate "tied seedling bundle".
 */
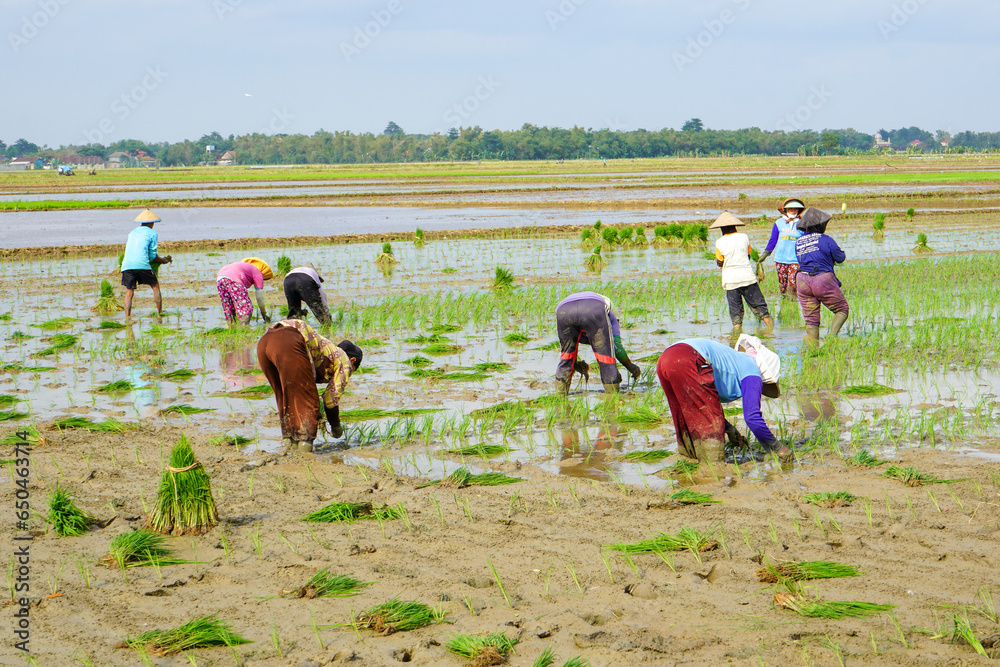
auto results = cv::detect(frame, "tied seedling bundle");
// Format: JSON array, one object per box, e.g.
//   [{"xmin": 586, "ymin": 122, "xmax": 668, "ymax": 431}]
[
  {"xmin": 757, "ymin": 560, "xmax": 861, "ymax": 583},
  {"xmin": 283, "ymin": 567, "xmax": 372, "ymax": 599},
  {"xmin": 91, "ymin": 279, "xmax": 123, "ymax": 314},
  {"xmin": 872, "ymin": 212, "xmax": 886, "ymax": 240},
  {"xmin": 912, "ymin": 232, "xmax": 934, "ymax": 254},
  {"xmin": 275, "ymin": 254, "xmax": 292, "ymax": 276},
  {"xmin": 605, "ymin": 525, "xmax": 719, "ymax": 560},
  {"xmin": 882, "ymin": 465, "xmax": 963, "ymax": 487},
  {"xmin": 774, "ymin": 588, "xmax": 892, "ymax": 619},
  {"xmin": 669, "ymin": 488, "xmax": 720, "ymax": 505},
  {"xmin": 47, "ymin": 485, "xmax": 95, "ymax": 536},
  {"xmin": 374, "ymin": 242, "xmax": 397, "ymax": 267},
  {"xmin": 146, "ymin": 435, "xmax": 219, "ymax": 535},
  {"xmin": 584, "ymin": 245, "xmax": 607, "ymax": 270},
  {"xmin": 447, "ymin": 632, "xmax": 519, "ymax": 665},
  {"xmin": 414, "ymin": 227, "xmax": 425, "ymax": 246},
  {"xmin": 350, "ymin": 598, "xmax": 447, "ymax": 635},
  {"xmin": 633, "ymin": 226, "xmax": 649, "ymax": 247},
  {"xmin": 123, "ymin": 613, "xmax": 250, "ymax": 656},
  {"xmin": 491, "ymin": 266, "xmax": 515, "ymax": 291}
]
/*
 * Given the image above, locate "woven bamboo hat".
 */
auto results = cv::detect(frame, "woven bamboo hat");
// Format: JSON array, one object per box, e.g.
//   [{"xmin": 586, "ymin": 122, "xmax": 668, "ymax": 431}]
[
  {"xmin": 709, "ymin": 211, "xmax": 745, "ymax": 230},
  {"xmin": 134, "ymin": 209, "xmax": 161, "ymax": 224},
  {"xmin": 241, "ymin": 257, "xmax": 274, "ymax": 280}
]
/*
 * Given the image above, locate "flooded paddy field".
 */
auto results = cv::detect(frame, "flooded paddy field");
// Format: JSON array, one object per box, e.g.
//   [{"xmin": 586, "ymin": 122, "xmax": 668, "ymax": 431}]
[{"xmin": 2, "ymin": 160, "xmax": 1000, "ymax": 666}]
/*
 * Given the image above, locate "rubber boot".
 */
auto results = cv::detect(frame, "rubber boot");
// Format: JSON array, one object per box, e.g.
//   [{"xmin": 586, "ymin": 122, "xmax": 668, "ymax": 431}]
[
  {"xmin": 603, "ymin": 382, "xmax": 620, "ymax": 394},
  {"xmin": 293, "ymin": 440, "xmax": 313, "ymax": 453},
  {"xmin": 828, "ymin": 311, "xmax": 849, "ymax": 338},
  {"xmin": 555, "ymin": 378, "xmax": 571, "ymax": 396},
  {"xmin": 804, "ymin": 324, "xmax": 821, "ymax": 344},
  {"xmin": 693, "ymin": 438, "xmax": 726, "ymax": 463}
]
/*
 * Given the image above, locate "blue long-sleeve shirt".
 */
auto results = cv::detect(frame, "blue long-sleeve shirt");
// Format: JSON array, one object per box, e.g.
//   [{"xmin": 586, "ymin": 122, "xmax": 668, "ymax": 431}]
[
  {"xmin": 121, "ymin": 225, "xmax": 158, "ymax": 271},
  {"xmin": 795, "ymin": 233, "xmax": 846, "ymax": 275},
  {"xmin": 681, "ymin": 339, "xmax": 776, "ymax": 445},
  {"xmin": 764, "ymin": 216, "xmax": 804, "ymax": 264}
]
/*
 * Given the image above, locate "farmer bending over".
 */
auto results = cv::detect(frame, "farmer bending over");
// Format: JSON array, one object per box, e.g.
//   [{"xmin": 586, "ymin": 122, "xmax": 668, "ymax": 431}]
[
  {"xmin": 121, "ymin": 209, "xmax": 172, "ymax": 317},
  {"xmin": 217, "ymin": 257, "xmax": 272, "ymax": 325},
  {"xmin": 554, "ymin": 291, "xmax": 641, "ymax": 395},
  {"xmin": 712, "ymin": 212, "xmax": 774, "ymax": 332},
  {"xmin": 656, "ymin": 334, "xmax": 792, "ymax": 463},
  {"xmin": 757, "ymin": 198, "xmax": 806, "ymax": 298},
  {"xmin": 257, "ymin": 319, "xmax": 363, "ymax": 452},
  {"xmin": 284, "ymin": 264, "xmax": 332, "ymax": 324},
  {"xmin": 795, "ymin": 207, "xmax": 848, "ymax": 342}
]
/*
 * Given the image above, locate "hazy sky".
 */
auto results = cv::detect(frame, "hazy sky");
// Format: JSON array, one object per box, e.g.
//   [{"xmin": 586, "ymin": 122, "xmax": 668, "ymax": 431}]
[{"xmin": 3, "ymin": 0, "xmax": 997, "ymax": 146}]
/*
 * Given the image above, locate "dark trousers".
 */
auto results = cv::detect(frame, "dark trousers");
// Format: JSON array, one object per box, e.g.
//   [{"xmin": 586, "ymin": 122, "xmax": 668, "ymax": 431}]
[
  {"xmin": 555, "ymin": 299, "xmax": 622, "ymax": 386},
  {"xmin": 656, "ymin": 344, "xmax": 725, "ymax": 459},
  {"xmin": 725, "ymin": 283, "xmax": 771, "ymax": 325},
  {"xmin": 257, "ymin": 327, "xmax": 320, "ymax": 443},
  {"xmin": 284, "ymin": 273, "xmax": 331, "ymax": 324}
]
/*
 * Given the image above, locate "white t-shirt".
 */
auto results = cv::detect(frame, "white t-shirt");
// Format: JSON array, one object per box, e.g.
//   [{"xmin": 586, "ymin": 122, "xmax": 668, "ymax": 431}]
[{"xmin": 714, "ymin": 233, "xmax": 757, "ymax": 290}]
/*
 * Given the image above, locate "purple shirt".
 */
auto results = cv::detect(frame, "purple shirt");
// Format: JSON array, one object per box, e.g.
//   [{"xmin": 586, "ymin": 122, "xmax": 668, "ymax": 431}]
[
  {"xmin": 795, "ymin": 233, "xmax": 846, "ymax": 275},
  {"xmin": 217, "ymin": 262, "xmax": 264, "ymax": 289},
  {"xmin": 556, "ymin": 291, "xmax": 620, "ymax": 337}
]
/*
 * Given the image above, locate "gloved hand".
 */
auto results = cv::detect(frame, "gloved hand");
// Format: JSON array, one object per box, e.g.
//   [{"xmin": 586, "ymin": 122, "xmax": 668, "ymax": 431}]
[
  {"xmin": 626, "ymin": 361, "xmax": 641, "ymax": 380},
  {"xmin": 330, "ymin": 424, "xmax": 344, "ymax": 439},
  {"xmin": 757, "ymin": 250, "xmax": 770, "ymax": 262},
  {"xmin": 573, "ymin": 359, "xmax": 590, "ymax": 383},
  {"xmin": 262, "ymin": 313, "xmax": 272, "ymax": 324},
  {"xmin": 724, "ymin": 421, "xmax": 750, "ymax": 449}
]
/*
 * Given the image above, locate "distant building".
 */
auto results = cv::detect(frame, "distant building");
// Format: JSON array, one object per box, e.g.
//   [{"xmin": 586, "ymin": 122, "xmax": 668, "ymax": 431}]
[
  {"xmin": 107, "ymin": 151, "xmax": 132, "ymax": 168},
  {"xmin": 908, "ymin": 139, "xmax": 925, "ymax": 150},
  {"xmin": 0, "ymin": 156, "xmax": 31, "ymax": 171},
  {"xmin": 940, "ymin": 140, "xmax": 951, "ymax": 148},
  {"xmin": 874, "ymin": 132, "xmax": 892, "ymax": 149},
  {"xmin": 217, "ymin": 150, "xmax": 236, "ymax": 166},
  {"xmin": 64, "ymin": 155, "xmax": 105, "ymax": 169}
]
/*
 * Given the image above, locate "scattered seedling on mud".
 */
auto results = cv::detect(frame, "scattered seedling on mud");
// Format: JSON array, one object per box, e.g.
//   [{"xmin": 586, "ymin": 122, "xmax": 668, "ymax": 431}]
[
  {"xmin": 948, "ymin": 614, "xmax": 991, "ymax": 657},
  {"xmin": 443, "ymin": 443, "xmax": 512, "ymax": 458},
  {"xmin": 845, "ymin": 449, "xmax": 885, "ymax": 467},
  {"xmin": 146, "ymin": 435, "xmax": 219, "ymax": 535},
  {"xmin": 882, "ymin": 465, "xmax": 963, "ymax": 486},
  {"xmin": 35, "ymin": 333, "xmax": 78, "ymax": 356},
  {"xmin": 301, "ymin": 501, "xmax": 404, "ymax": 523},
  {"xmin": 669, "ymin": 488, "xmax": 720, "ymax": 505},
  {"xmin": 101, "ymin": 529, "xmax": 189, "ymax": 569},
  {"xmin": 47, "ymin": 485, "xmax": 95, "ymax": 536},
  {"xmin": 282, "ymin": 567, "xmax": 372, "ymax": 599},
  {"xmin": 605, "ymin": 525, "xmax": 719, "ymax": 564},
  {"xmin": 124, "ymin": 614, "xmax": 250, "ymax": 656},
  {"xmin": 208, "ymin": 433, "xmax": 255, "ymax": 447},
  {"xmin": 419, "ymin": 467, "xmax": 524, "ymax": 488},
  {"xmin": 802, "ymin": 491, "xmax": 856, "ymax": 507},
  {"xmin": 94, "ymin": 380, "xmax": 134, "ymax": 394},
  {"xmin": 447, "ymin": 632, "xmax": 519, "ymax": 664},
  {"xmin": 348, "ymin": 598, "xmax": 447, "ymax": 635},
  {"xmin": 487, "ymin": 557, "xmax": 514, "ymax": 607}
]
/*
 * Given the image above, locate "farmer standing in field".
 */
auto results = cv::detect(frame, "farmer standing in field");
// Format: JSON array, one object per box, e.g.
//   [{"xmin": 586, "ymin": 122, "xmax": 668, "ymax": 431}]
[
  {"xmin": 216, "ymin": 257, "xmax": 273, "ymax": 325},
  {"xmin": 712, "ymin": 212, "xmax": 774, "ymax": 332},
  {"xmin": 121, "ymin": 208, "xmax": 172, "ymax": 317},
  {"xmin": 554, "ymin": 291, "xmax": 642, "ymax": 394},
  {"xmin": 656, "ymin": 334, "xmax": 792, "ymax": 463},
  {"xmin": 257, "ymin": 319, "xmax": 363, "ymax": 452},
  {"xmin": 283, "ymin": 264, "xmax": 332, "ymax": 325},
  {"xmin": 758, "ymin": 198, "xmax": 806, "ymax": 298},
  {"xmin": 795, "ymin": 207, "xmax": 849, "ymax": 342}
]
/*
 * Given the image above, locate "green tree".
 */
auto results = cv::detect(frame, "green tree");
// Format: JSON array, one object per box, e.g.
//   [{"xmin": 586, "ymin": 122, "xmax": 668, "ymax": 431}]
[
  {"xmin": 681, "ymin": 118, "xmax": 704, "ymax": 132},
  {"xmin": 10, "ymin": 138, "xmax": 39, "ymax": 156},
  {"xmin": 820, "ymin": 132, "xmax": 841, "ymax": 153},
  {"xmin": 383, "ymin": 121, "xmax": 404, "ymax": 136}
]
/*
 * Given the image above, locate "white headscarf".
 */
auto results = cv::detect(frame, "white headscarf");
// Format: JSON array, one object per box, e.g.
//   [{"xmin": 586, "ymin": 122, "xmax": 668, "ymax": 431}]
[{"xmin": 736, "ymin": 334, "xmax": 780, "ymax": 384}]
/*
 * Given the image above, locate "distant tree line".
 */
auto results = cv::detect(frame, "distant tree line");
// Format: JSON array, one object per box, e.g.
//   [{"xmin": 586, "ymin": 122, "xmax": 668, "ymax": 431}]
[{"xmin": 7, "ymin": 121, "xmax": 1000, "ymax": 165}]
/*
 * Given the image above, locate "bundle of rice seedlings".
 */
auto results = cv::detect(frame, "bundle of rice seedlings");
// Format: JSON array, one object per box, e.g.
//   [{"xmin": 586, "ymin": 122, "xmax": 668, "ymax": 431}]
[
  {"xmin": 156, "ymin": 368, "xmax": 196, "ymax": 381},
  {"xmin": 275, "ymin": 254, "xmax": 292, "ymax": 276},
  {"xmin": 651, "ymin": 224, "xmax": 670, "ymax": 245},
  {"xmin": 502, "ymin": 332, "xmax": 530, "ymax": 344},
  {"xmin": 414, "ymin": 227, "xmax": 426, "ymax": 246},
  {"xmin": 354, "ymin": 598, "xmax": 447, "ymax": 635},
  {"xmin": 446, "ymin": 631, "xmax": 519, "ymax": 665},
  {"xmin": 882, "ymin": 465, "xmax": 962, "ymax": 486},
  {"xmin": 227, "ymin": 383, "xmax": 273, "ymax": 398},
  {"xmin": 633, "ymin": 227, "xmax": 649, "ymax": 247},
  {"xmin": 145, "ymin": 325, "xmax": 178, "ymax": 336},
  {"xmin": 604, "ymin": 525, "xmax": 719, "ymax": 555},
  {"xmin": 906, "ymin": 207, "xmax": 916, "ymax": 220},
  {"xmin": 773, "ymin": 591, "xmax": 892, "ymax": 619},
  {"xmin": 470, "ymin": 361, "xmax": 511, "ymax": 372},
  {"xmin": 491, "ymin": 266, "xmax": 515, "ymax": 291},
  {"xmin": 101, "ymin": 529, "xmax": 189, "ymax": 569},
  {"xmin": 756, "ymin": 560, "xmax": 861, "ymax": 583},
  {"xmin": 36, "ymin": 317, "xmax": 80, "ymax": 330},
  {"xmin": 616, "ymin": 407, "xmax": 664, "ymax": 426},
  {"xmin": 600, "ymin": 227, "xmax": 619, "ymax": 246},
  {"xmin": 428, "ymin": 323, "xmax": 462, "ymax": 334},
  {"xmin": 94, "ymin": 380, "xmax": 134, "ymax": 394},
  {"xmin": 146, "ymin": 435, "xmax": 219, "ymax": 535},
  {"xmin": 669, "ymin": 488, "xmax": 720, "ymax": 505},
  {"xmin": 584, "ymin": 245, "xmax": 607, "ymax": 269},
  {"xmin": 618, "ymin": 226, "xmax": 635, "ymax": 245},
  {"xmin": 374, "ymin": 242, "xmax": 397, "ymax": 267},
  {"xmin": 533, "ymin": 649, "xmax": 591, "ymax": 667},
  {"xmin": 842, "ymin": 383, "xmax": 896, "ymax": 396},
  {"xmin": 401, "ymin": 355, "xmax": 433, "ymax": 367},
  {"xmin": 0, "ymin": 410, "xmax": 29, "ymax": 422},
  {"xmin": 92, "ymin": 279, "xmax": 123, "ymax": 314},
  {"xmin": 665, "ymin": 459, "xmax": 700, "ymax": 476},
  {"xmin": 423, "ymin": 342, "xmax": 463, "ymax": 355},
  {"xmin": 444, "ymin": 444, "xmax": 512, "ymax": 457},
  {"xmin": 872, "ymin": 212, "xmax": 886, "ymax": 240},
  {"xmin": 208, "ymin": 433, "xmax": 255, "ymax": 446},
  {"xmin": 284, "ymin": 567, "xmax": 372, "ymax": 599},
  {"xmin": 1, "ymin": 395, "xmax": 24, "ymax": 406},
  {"xmin": 420, "ymin": 467, "xmax": 524, "ymax": 488},
  {"xmin": 35, "ymin": 333, "xmax": 78, "ymax": 356},
  {"xmin": 579, "ymin": 228, "xmax": 594, "ymax": 247},
  {"xmin": 50, "ymin": 416, "xmax": 131, "ymax": 433},
  {"xmin": 160, "ymin": 404, "xmax": 215, "ymax": 415},
  {"xmin": 617, "ymin": 449, "xmax": 672, "ymax": 463},
  {"xmin": 0, "ymin": 362, "xmax": 56, "ymax": 373},
  {"xmin": 124, "ymin": 613, "xmax": 251, "ymax": 655},
  {"xmin": 99, "ymin": 320, "xmax": 127, "ymax": 330},
  {"xmin": 802, "ymin": 491, "xmax": 856, "ymax": 507},
  {"xmin": 0, "ymin": 426, "xmax": 41, "ymax": 445},
  {"xmin": 47, "ymin": 485, "xmax": 95, "ymax": 536},
  {"xmin": 950, "ymin": 614, "xmax": 989, "ymax": 657},
  {"xmin": 301, "ymin": 501, "xmax": 404, "ymax": 523},
  {"xmin": 912, "ymin": 232, "xmax": 934, "ymax": 254},
  {"xmin": 844, "ymin": 449, "xmax": 884, "ymax": 467}
]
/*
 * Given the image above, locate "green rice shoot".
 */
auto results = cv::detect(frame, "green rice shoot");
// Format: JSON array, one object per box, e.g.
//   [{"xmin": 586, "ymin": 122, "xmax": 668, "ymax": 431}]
[
  {"xmin": 99, "ymin": 320, "xmax": 127, "ymax": 330},
  {"xmin": 35, "ymin": 333, "xmax": 78, "ymax": 356},
  {"xmin": 125, "ymin": 613, "xmax": 250, "ymax": 655},
  {"xmin": 842, "ymin": 383, "xmax": 897, "ymax": 396},
  {"xmin": 774, "ymin": 591, "xmax": 892, "ymax": 619},
  {"xmin": 285, "ymin": 567, "xmax": 372, "ymax": 599},
  {"xmin": 446, "ymin": 631, "xmax": 519, "ymax": 663},
  {"xmin": 844, "ymin": 449, "xmax": 885, "ymax": 467},
  {"xmin": 227, "ymin": 383, "xmax": 273, "ymax": 398},
  {"xmin": 950, "ymin": 614, "xmax": 989, "ymax": 657},
  {"xmin": 669, "ymin": 488, "xmax": 721, "ymax": 505},
  {"xmin": 604, "ymin": 525, "xmax": 719, "ymax": 555},
  {"xmin": 47, "ymin": 485, "xmax": 94, "ymax": 537},
  {"xmin": 616, "ymin": 407, "xmax": 664, "ymax": 426},
  {"xmin": 503, "ymin": 331, "xmax": 531, "ymax": 344},
  {"xmin": 882, "ymin": 465, "xmax": 963, "ymax": 486},
  {"xmin": 665, "ymin": 459, "xmax": 700, "ymax": 476},
  {"xmin": 443, "ymin": 444, "xmax": 512, "ymax": 458},
  {"xmin": 94, "ymin": 380, "xmax": 134, "ymax": 394},
  {"xmin": 156, "ymin": 369, "xmax": 196, "ymax": 381},
  {"xmin": 92, "ymin": 279, "xmax": 123, "ymax": 314},
  {"xmin": 208, "ymin": 433, "xmax": 255, "ymax": 447},
  {"xmin": 36, "ymin": 317, "xmax": 81, "ymax": 330},
  {"xmin": 802, "ymin": 491, "xmax": 857, "ymax": 507},
  {"xmin": 301, "ymin": 501, "xmax": 404, "ymax": 523},
  {"xmin": 491, "ymin": 266, "xmax": 515, "ymax": 291},
  {"xmin": 352, "ymin": 598, "xmax": 447, "ymax": 634},
  {"xmin": 160, "ymin": 404, "xmax": 216, "ymax": 415},
  {"xmin": 51, "ymin": 417, "xmax": 132, "ymax": 433},
  {"xmin": 401, "ymin": 355, "xmax": 433, "ymax": 367},
  {"xmin": 757, "ymin": 560, "xmax": 861, "ymax": 583},
  {"xmin": 146, "ymin": 435, "xmax": 219, "ymax": 535},
  {"xmin": 617, "ymin": 449, "xmax": 672, "ymax": 463},
  {"xmin": 0, "ymin": 410, "xmax": 29, "ymax": 422},
  {"xmin": 101, "ymin": 529, "xmax": 190, "ymax": 569},
  {"xmin": 419, "ymin": 467, "xmax": 524, "ymax": 488}
]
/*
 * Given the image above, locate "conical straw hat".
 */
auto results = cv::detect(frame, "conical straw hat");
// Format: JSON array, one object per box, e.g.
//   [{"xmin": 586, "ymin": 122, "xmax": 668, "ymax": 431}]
[
  {"xmin": 709, "ymin": 211, "xmax": 745, "ymax": 230},
  {"xmin": 134, "ymin": 209, "xmax": 161, "ymax": 223}
]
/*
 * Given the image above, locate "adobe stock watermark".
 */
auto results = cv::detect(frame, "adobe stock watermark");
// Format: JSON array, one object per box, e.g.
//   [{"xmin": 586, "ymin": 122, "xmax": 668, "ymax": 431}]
[
  {"xmin": 673, "ymin": 0, "xmax": 751, "ymax": 73},
  {"xmin": 546, "ymin": 0, "xmax": 587, "ymax": 31},
  {"xmin": 442, "ymin": 75, "xmax": 501, "ymax": 126},
  {"xmin": 82, "ymin": 66, "xmax": 168, "ymax": 145},
  {"xmin": 877, "ymin": 0, "xmax": 930, "ymax": 39},
  {"xmin": 258, "ymin": 107, "xmax": 295, "ymax": 135},
  {"xmin": 213, "ymin": 0, "xmax": 243, "ymax": 21},
  {"xmin": 775, "ymin": 85, "xmax": 834, "ymax": 132},
  {"xmin": 340, "ymin": 0, "xmax": 406, "ymax": 63},
  {"xmin": 8, "ymin": 0, "xmax": 71, "ymax": 54}
]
